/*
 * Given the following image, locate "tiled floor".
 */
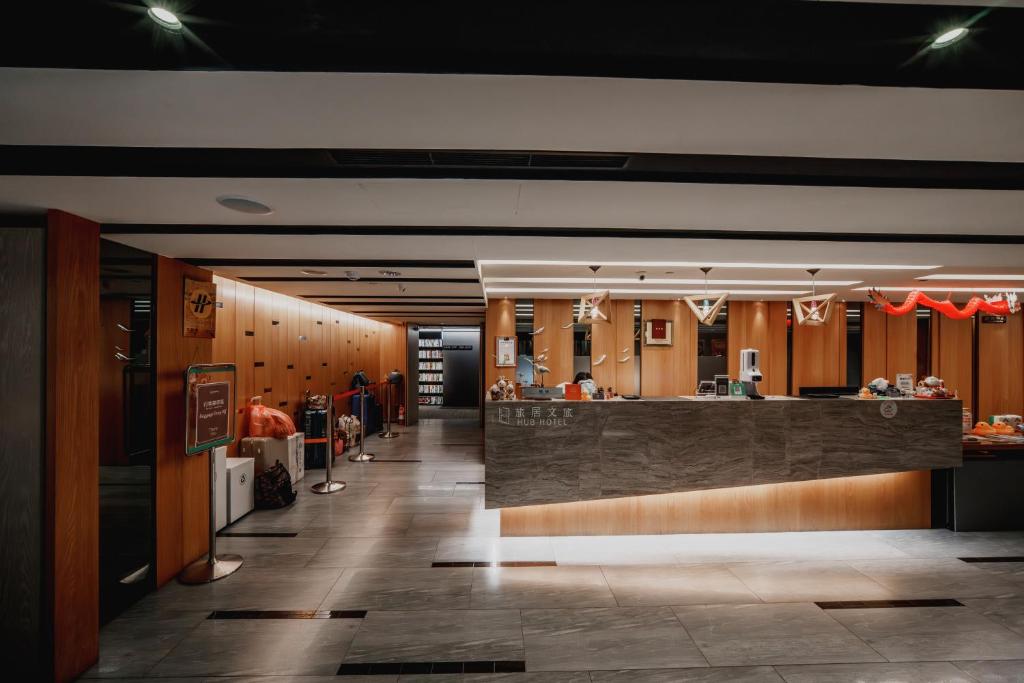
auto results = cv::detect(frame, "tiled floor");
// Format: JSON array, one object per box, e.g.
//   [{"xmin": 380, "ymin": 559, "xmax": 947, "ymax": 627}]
[{"xmin": 86, "ymin": 417, "xmax": 1024, "ymax": 682}]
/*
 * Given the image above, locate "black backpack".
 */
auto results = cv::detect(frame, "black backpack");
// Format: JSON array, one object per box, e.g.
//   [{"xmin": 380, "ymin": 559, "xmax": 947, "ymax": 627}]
[{"xmin": 255, "ymin": 461, "xmax": 296, "ymax": 509}]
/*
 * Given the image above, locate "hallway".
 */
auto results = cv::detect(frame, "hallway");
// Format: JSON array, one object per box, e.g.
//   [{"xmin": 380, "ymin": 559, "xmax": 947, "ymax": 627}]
[{"xmin": 82, "ymin": 417, "xmax": 1024, "ymax": 681}]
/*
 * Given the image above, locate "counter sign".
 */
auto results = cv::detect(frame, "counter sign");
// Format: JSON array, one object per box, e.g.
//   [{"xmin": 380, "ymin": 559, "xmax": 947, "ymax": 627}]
[
  {"xmin": 879, "ymin": 401, "xmax": 899, "ymax": 419},
  {"xmin": 497, "ymin": 405, "xmax": 574, "ymax": 427}
]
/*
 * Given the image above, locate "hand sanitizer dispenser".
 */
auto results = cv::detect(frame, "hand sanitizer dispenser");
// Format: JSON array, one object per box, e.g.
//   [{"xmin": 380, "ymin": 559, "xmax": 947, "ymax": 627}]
[{"xmin": 739, "ymin": 348, "xmax": 765, "ymax": 399}]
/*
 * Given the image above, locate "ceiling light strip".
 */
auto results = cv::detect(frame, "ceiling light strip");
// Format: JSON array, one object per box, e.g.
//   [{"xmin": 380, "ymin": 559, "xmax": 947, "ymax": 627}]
[
  {"xmin": 478, "ymin": 260, "xmax": 939, "ymax": 270},
  {"xmin": 483, "ymin": 277, "xmax": 861, "ymax": 286},
  {"xmin": 485, "ymin": 288, "xmax": 810, "ymax": 295}
]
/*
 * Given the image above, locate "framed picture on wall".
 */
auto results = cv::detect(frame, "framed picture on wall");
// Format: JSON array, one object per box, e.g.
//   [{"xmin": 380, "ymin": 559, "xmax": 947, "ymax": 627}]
[
  {"xmin": 644, "ymin": 319, "xmax": 672, "ymax": 346},
  {"xmin": 495, "ymin": 336, "xmax": 516, "ymax": 367}
]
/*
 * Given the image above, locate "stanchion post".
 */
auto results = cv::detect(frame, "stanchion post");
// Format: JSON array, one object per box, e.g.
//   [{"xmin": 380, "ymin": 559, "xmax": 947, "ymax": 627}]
[
  {"xmin": 179, "ymin": 447, "xmax": 243, "ymax": 583},
  {"xmin": 312, "ymin": 393, "xmax": 346, "ymax": 493},
  {"xmin": 379, "ymin": 380, "xmax": 400, "ymax": 439},
  {"xmin": 349, "ymin": 384, "xmax": 376, "ymax": 462}
]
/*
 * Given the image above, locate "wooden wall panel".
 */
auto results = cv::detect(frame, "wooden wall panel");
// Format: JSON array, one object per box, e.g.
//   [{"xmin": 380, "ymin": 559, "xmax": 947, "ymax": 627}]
[
  {"xmin": 862, "ymin": 305, "xmax": 888, "ymax": 384},
  {"xmin": 46, "ymin": 212, "xmax": 101, "ymax": 682},
  {"xmin": 791, "ymin": 302, "xmax": 847, "ymax": 394},
  {"xmin": 640, "ymin": 299, "xmax": 697, "ymax": 396},
  {"xmin": 862, "ymin": 306, "xmax": 917, "ymax": 385},
  {"xmin": 500, "ymin": 470, "xmax": 931, "ymax": 535},
  {"xmin": 931, "ymin": 313, "xmax": 974, "ymax": 410},
  {"xmin": 532, "ymin": 299, "xmax": 574, "ymax": 385},
  {"xmin": 253, "ymin": 286, "xmax": 273, "ymax": 407},
  {"xmin": 613, "ymin": 300, "xmax": 638, "ymax": 395},
  {"xmin": 270, "ymin": 293, "xmax": 290, "ymax": 414},
  {"xmin": 484, "ymin": 298, "xmax": 517, "ymax": 391},
  {"xmin": 234, "ymin": 282, "xmax": 255, "ymax": 443},
  {"xmin": 727, "ymin": 301, "xmax": 788, "ymax": 396},
  {"xmin": 589, "ymin": 305, "xmax": 617, "ymax": 389},
  {"xmin": 154, "ymin": 257, "xmax": 213, "ymax": 587},
  {"xmin": 978, "ymin": 313, "xmax": 1024, "ymax": 420}
]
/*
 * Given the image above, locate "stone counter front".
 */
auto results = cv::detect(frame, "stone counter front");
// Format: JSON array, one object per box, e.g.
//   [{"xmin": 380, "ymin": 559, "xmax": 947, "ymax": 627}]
[{"xmin": 484, "ymin": 398, "xmax": 963, "ymax": 510}]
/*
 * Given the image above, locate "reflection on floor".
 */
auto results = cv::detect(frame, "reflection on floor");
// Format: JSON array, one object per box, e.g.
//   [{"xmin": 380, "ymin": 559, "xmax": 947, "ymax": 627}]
[
  {"xmin": 85, "ymin": 418, "xmax": 1024, "ymax": 681},
  {"xmin": 99, "ymin": 464, "xmax": 153, "ymax": 624}
]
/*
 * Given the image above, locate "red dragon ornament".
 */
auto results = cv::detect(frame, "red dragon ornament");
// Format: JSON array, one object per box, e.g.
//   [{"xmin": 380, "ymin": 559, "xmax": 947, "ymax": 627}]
[{"xmin": 867, "ymin": 289, "xmax": 1020, "ymax": 320}]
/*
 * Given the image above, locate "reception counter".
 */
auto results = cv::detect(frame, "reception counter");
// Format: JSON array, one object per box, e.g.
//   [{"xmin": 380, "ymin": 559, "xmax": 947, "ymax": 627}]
[{"xmin": 484, "ymin": 397, "xmax": 963, "ymax": 535}]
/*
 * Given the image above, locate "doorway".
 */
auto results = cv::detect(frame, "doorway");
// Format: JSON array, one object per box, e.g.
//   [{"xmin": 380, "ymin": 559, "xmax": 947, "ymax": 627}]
[{"xmin": 415, "ymin": 325, "xmax": 482, "ymax": 420}]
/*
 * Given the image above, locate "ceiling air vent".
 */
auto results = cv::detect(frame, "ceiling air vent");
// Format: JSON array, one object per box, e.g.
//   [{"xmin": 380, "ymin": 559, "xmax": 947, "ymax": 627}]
[
  {"xmin": 330, "ymin": 150, "xmax": 433, "ymax": 166},
  {"xmin": 430, "ymin": 151, "xmax": 531, "ymax": 167},
  {"xmin": 530, "ymin": 154, "xmax": 628, "ymax": 168}
]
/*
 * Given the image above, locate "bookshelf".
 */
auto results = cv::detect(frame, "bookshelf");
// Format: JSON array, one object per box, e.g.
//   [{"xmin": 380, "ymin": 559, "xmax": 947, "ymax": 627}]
[{"xmin": 417, "ymin": 331, "xmax": 443, "ymax": 405}]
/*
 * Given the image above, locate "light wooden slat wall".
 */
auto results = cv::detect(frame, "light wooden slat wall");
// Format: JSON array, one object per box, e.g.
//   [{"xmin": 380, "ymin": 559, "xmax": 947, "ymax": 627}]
[
  {"xmin": 862, "ymin": 305, "xmax": 917, "ymax": 385},
  {"xmin": 500, "ymin": 470, "xmax": 931, "ymax": 535},
  {"xmin": 211, "ymin": 275, "xmax": 405, "ymax": 454},
  {"xmin": 791, "ymin": 302, "xmax": 847, "ymax": 394},
  {"xmin": 46, "ymin": 211, "xmax": 100, "ymax": 682},
  {"xmin": 726, "ymin": 301, "xmax": 788, "ymax": 396},
  {"xmin": 640, "ymin": 299, "xmax": 697, "ymax": 396},
  {"xmin": 532, "ymin": 299, "xmax": 574, "ymax": 385},
  {"xmin": 154, "ymin": 256, "xmax": 212, "ymax": 586},
  {"xmin": 930, "ymin": 312, "xmax": 974, "ymax": 410},
  {"xmin": 484, "ymin": 298, "xmax": 517, "ymax": 391},
  {"xmin": 978, "ymin": 312, "xmax": 1024, "ymax": 420},
  {"xmin": 590, "ymin": 300, "xmax": 637, "ymax": 394}
]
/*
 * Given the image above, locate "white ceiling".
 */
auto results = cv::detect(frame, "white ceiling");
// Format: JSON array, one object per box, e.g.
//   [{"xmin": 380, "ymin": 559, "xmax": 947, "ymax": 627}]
[{"xmin": 2, "ymin": 68, "xmax": 1024, "ymax": 161}]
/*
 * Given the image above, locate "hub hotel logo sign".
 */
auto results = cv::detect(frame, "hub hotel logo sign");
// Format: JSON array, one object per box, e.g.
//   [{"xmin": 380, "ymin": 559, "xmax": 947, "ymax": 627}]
[
  {"xmin": 498, "ymin": 405, "xmax": 574, "ymax": 427},
  {"xmin": 184, "ymin": 278, "xmax": 217, "ymax": 338}
]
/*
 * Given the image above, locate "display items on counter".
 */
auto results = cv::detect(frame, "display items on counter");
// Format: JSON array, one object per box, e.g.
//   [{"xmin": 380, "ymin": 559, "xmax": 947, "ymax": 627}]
[
  {"xmin": 738, "ymin": 348, "xmax": 764, "ymax": 399},
  {"xmin": 972, "ymin": 421, "xmax": 1019, "ymax": 437},
  {"xmin": 488, "ymin": 375, "xmax": 517, "ymax": 401},
  {"xmin": 914, "ymin": 376, "xmax": 951, "ymax": 399}
]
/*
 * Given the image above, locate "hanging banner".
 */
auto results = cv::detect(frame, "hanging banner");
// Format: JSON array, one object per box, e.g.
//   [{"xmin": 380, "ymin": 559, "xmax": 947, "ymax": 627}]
[{"xmin": 184, "ymin": 278, "xmax": 217, "ymax": 338}]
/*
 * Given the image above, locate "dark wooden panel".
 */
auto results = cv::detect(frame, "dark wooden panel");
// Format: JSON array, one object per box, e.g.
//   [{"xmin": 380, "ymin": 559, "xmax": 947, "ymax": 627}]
[
  {"xmin": 154, "ymin": 257, "xmax": 212, "ymax": 586},
  {"xmin": 46, "ymin": 210, "xmax": 101, "ymax": 682},
  {"xmin": 0, "ymin": 227, "xmax": 46, "ymax": 679}
]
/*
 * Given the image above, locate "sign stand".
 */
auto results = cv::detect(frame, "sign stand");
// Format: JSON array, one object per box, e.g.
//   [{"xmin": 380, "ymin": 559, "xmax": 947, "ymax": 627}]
[
  {"xmin": 349, "ymin": 384, "xmax": 376, "ymax": 462},
  {"xmin": 312, "ymin": 392, "xmax": 347, "ymax": 494},
  {"xmin": 180, "ymin": 363, "xmax": 242, "ymax": 584},
  {"xmin": 379, "ymin": 380, "xmax": 400, "ymax": 439}
]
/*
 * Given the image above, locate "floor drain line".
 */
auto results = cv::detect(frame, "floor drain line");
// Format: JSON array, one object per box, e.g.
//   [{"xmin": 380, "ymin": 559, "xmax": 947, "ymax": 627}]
[
  {"xmin": 816, "ymin": 599, "xmax": 962, "ymax": 609},
  {"xmin": 208, "ymin": 610, "xmax": 367, "ymax": 620},
  {"xmin": 338, "ymin": 661, "xmax": 526, "ymax": 675}
]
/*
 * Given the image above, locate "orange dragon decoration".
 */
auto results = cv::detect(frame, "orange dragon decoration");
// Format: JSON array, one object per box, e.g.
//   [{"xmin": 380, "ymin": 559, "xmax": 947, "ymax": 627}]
[{"xmin": 867, "ymin": 289, "xmax": 1020, "ymax": 320}]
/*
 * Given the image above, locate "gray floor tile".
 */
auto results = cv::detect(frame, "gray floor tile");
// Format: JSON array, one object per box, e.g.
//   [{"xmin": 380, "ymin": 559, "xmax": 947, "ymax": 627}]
[
  {"xmin": 776, "ymin": 661, "xmax": 976, "ymax": 682},
  {"xmin": 552, "ymin": 536, "xmax": 684, "ymax": 566},
  {"xmin": 590, "ymin": 667, "xmax": 783, "ymax": 682},
  {"xmin": 82, "ymin": 610, "xmax": 208, "ymax": 678},
  {"xmin": 307, "ymin": 536, "xmax": 440, "ymax": 568},
  {"xmin": 321, "ymin": 567, "xmax": 473, "ymax": 609},
  {"xmin": 214, "ymin": 536, "xmax": 327, "ymax": 568},
  {"xmin": 850, "ymin": 558, "xmax": 1021, "ymax": 599},
  {"xmin": 299, "ymin": 513, "xmax": 414, "ymax": 537},
  {"xmin": 145, "ymin": 566, "xmax": 343, "ymax": 611},
  {"xmin": 965, "ymin": 597, "xmax": 1024, "ymax": 637},
  {"xmin": 728, "ymin": 561, "xmax": 894, "ymax": 603},
  {"xmin": 828, "ymin": 605, "xmax": 1024, "ymax": 661},
  {"xmin": 953, "ymin": 660, "xmax": 1024, "ymax": 682},
  {"xmin": 602, "ymin": 564, "xmax": 761, "ymax": 607},
  {"xmin": 370, "ymin": 483, "xmax": 456, "ymax": 497},
  {"xmin": 434, "ymin": 536, "xmax": 556, "ymax": 563},
  {"xmin": 345, "ymin": 609, "xmax": 524, "ymax": 663},
  {"xmin": 407, "ymin": 511, "xmax": 500, "ymax": 537},
  {"xmin": 386, "ymin": 496, "xmax": 483, "ymax": 514},
  {"xmin": 463, "ymin": 675, "xmax": 591, "ymax": 683},
  {"xmin": 150, "ymin": 619, "xmax": 360, "ymax": 676},
  {"xmin": 523, "ymin": 606, "xmax": 707, "ymax": 671},
  {"xmin": 673, "ymin": 603, "xmax": 884, "ymax": 666},
  {"xmin": 470, "ymin": 566, "xmax": 618, "ymax": 608}
]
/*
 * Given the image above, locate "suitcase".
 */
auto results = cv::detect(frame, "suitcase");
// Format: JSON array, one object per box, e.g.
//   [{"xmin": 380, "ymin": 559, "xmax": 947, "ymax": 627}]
[
  {"xmin": 225, "ymin": 457, "xmax": 255, "ymax": 523},
  {"xmin": 241, "ymin": 436, "xmax": 299, "ymax": 484},
  {"xmin": 303, "ymin": 409, "xmax": 328, "ymax": 469}
]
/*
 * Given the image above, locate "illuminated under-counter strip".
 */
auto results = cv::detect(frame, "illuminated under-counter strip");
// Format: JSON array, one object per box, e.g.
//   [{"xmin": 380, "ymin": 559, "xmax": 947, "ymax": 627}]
[{"xmin": 484, "ymin": 397, "xmax": 963, "ymax": 511}]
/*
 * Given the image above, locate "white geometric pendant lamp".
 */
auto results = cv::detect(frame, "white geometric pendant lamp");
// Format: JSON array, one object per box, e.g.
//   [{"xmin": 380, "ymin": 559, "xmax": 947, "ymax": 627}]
[
  {"xmin": 577, "ymin": 265, "xmax": 611, "ymax": 325},
  {"xmin": 792, "ymin": 268, "xmax": 836, "ymax": 326},
  {"xmin": 684, "ymin": 267, "xmax": 728, "ymax": 325}
]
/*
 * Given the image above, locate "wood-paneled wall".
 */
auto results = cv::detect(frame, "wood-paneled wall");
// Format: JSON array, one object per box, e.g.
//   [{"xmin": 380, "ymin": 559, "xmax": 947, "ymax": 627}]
[
  {"xmin": 46, "ymin": 211, "xmax": 100, "ymax": 682},
  {"xmin": 727, "ymin": 301, "xmax": 788, "ymax": 395},
  {"xmin": 930, "ymin": 313, "xmax": 974, "ymax": 410},
  {"xmin": 484, "ymin": 298, "xmax": 517, "ymax": 391},
  {"xmin": 591, "ymin": 300, "xmax": 637, "ymax": 394},
  {"xmin": 640, "ymin": 299, "xmax": 697, "ymax": 396},
  {"xmin": 154, "ymin": 257, "xmax": 213, "ymax": 586},
  {"xmin": 500, "ymin": 470, "xmax": 931, "ymax": 535},
  {"xmin": 791, "ymin": 302, "xmax": 847, "ymax": 394},
  {"xmin": 532, "ymin": 299, "xmax": 574, "ymax": 385},
  {"xmin": 862, "ymin": 306, "xmax": 917, "ymax": 385},
  {"xmin": 211, "ymin": 276, "xmax": 405, "ymax": 452},
  {"xmin": 978, "ymin": 312, "xmax": 1024, "ymax": 420}
]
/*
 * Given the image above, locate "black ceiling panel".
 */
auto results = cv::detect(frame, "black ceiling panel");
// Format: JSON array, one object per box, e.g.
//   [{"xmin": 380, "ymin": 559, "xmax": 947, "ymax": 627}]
[{"xmin": 2, "ymin": 1, "xmax": 1023, "ymax": 89}]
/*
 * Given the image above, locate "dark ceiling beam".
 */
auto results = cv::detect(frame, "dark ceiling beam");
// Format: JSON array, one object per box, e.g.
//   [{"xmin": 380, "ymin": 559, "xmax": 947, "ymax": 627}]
[
  {"xmin": 102, "ymin": 224, "xmax": 1024, "ymax": 245},
  {"xmin": 240, "ymin": 276, "xmax": 479, "ymax": 283},
  {"xmin": 324, "ymin": 302, "xmax": 484, "ymax": 307},
  {"xmin": 303, "ymin": 295, "xmax": 484, "ymax": 300},
  {"xmin": 9, "ymin": 146, "xmax": 1024, "ymax": 190}
]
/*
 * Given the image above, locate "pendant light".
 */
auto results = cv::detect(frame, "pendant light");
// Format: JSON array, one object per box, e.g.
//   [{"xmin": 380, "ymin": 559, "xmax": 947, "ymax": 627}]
[
  {"xmin": 793, "ymin": 268, "xmax": 836, "ymax": 326},
  {"xmin": 577, "ymin": 265, "xmax": 611, "ymax": 324},
  {"xmin": 684, "ymin": 267, "xmax": 728, "ymax": 325}
]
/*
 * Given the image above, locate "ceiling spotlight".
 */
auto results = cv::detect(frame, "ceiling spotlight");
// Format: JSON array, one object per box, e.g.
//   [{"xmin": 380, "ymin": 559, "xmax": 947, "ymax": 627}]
[
  {"xmin": 300, "ymin": 269, "xmax": 327, "ymax": 276},
  {"xmin": 931, "ymin": 27, "xmax": 968, "ymax": 49},
  {"xmin": 379, "ymin": 270, "xmax": 402, "ymax": 278},
  {"xmin": 344, "ymin": 271, "xmax": 361, "ymax": 281},
  {"xmin": 147, "ymin": 6, "xmax": 183, "ymax": 31},
  {"xmin": 216, "ymin": 196, "xmax": 273, "ymax": 215}
]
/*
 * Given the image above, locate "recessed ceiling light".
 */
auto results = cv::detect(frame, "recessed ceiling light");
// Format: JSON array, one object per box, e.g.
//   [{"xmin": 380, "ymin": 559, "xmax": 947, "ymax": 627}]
[
  {"xmin": 485, "ymin": 287, "xmax": 810, "ymax": 296},
  {"xmin": 148, "ymin": 7, "xmax": 183, "ymax": 31},
  {"xmin": 917, "ymin": 274, "xmax": 1024, "ymax": 281},
  {"xmin": 216, "ymin": 195, "xmax": 273, "ymax": 215},
  {"xmin": 301, "ymin": 269, "xmax": 327, "ymax": 276},
  {"xmin": 931, "ymin": 27, "xmax": 968, "ymax": 49},
  {"xmin": 854, "ymin": 286, "xmax": 1024, "ymax": 293},
  {"xmin": 477, "ymin": 260, "xmax": 939, "ymax": 270},
  {"xmin": 379, "ymin": 270, "xmax": 402, "ymax": 278}
]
